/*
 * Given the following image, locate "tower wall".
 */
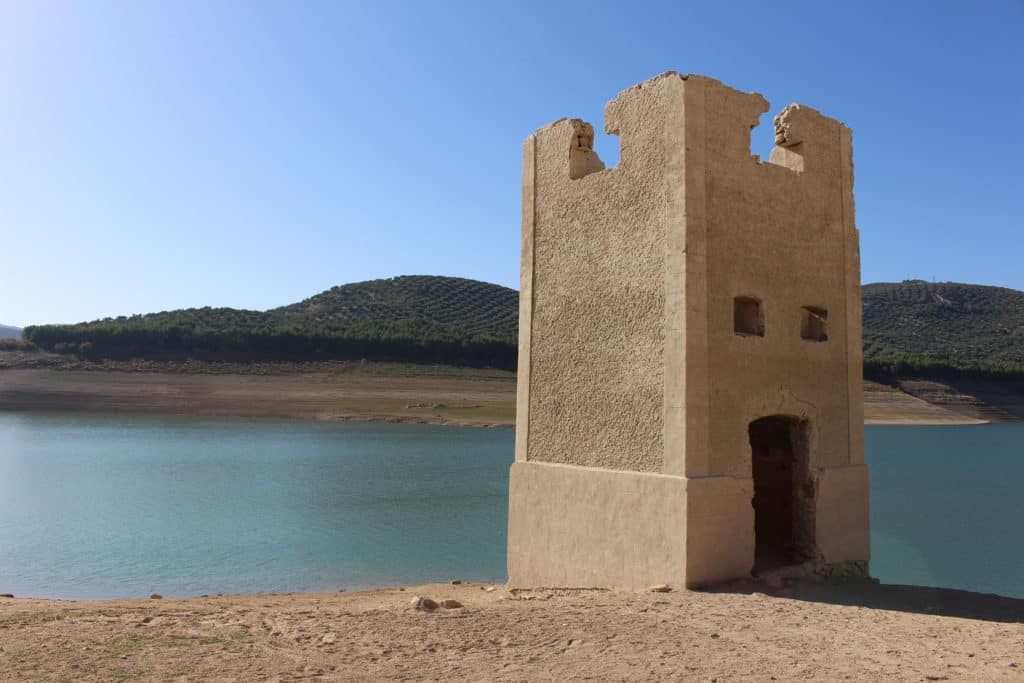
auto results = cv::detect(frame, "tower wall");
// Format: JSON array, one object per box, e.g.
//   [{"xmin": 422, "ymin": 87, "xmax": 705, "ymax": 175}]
[
  {"xmin": 519, "ymin": 75, "xmax": 685, "ymax": 473},
  {"xmin": 509, "ymin": 72, "xmax": 869, "ymax": 591}
]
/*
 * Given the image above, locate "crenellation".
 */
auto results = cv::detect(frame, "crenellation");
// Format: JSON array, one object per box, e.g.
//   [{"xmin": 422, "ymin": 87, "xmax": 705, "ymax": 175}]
[{"xmin": 566, "ymin": 119, "xmax": 606, "ymax": 180}]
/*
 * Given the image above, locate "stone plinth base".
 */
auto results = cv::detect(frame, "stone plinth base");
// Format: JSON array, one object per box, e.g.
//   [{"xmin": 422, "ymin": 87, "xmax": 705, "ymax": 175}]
[
  {"xmin": 508, "ymin": 461, "xmax": 870, "ymax": 591},
  {"xmin": 815, "ymin": 464, "xmax": 871, "ymax": 564},
  {"xmin": 507, "ymin": 461, "xmax": 688, "ymax": 591}
]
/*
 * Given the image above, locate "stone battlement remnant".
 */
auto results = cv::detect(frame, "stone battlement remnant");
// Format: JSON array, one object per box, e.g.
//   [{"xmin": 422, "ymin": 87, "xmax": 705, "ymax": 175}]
[{"xmin": 508, "ymin": 72, "xmax": 870, "ymax": 590}]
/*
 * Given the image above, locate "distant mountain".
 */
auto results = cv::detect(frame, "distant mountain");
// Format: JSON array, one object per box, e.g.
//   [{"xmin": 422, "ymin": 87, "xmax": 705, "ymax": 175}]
[
  {"xmin": 863, "ymin": 281, "xmax": 1024, "ymax": 370},
  {"xmin": 0, "ymin": 324, "xmax": 21, "ymax": 340},
  {"xmin": 24, "ymin": 276, "xmax": 518, "ymax": 368}
]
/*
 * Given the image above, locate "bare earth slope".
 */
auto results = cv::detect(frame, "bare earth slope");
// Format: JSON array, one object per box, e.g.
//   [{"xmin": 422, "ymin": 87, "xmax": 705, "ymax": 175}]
[
  {"xmin": 2, "ymin": 582, "xmax": 1022, "ymax": 681},
  {"xmin": 0, "ymin": 361, "xmax": 516, "ymax": 427},
  {"xmin": 0, "ymin": 352, "xmax": 1013, "ymax": 426},
  {"xmin": 0, "ymin": 365, "xmax": 993, "ymax": 426}
]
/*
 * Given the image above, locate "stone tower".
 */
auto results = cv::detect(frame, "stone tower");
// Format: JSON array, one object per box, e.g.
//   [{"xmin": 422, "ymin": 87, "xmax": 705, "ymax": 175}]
[{"xmin": 508, "ymin": 72, "xmax": 870, "ymax": 590}]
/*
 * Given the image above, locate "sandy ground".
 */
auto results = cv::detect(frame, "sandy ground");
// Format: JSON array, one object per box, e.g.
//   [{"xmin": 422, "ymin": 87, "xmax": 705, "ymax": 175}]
[
  {"xmin": 861, "ymin": 380, "xmax": 990, "ymax": 425},
  {"xmin": 0, "ymin": 363, "xmax": 1012, "ymax": 427},
  {"xmin": 1, "ymin": 581, "xmax": 1022, "ymax": 681},
  {"xmin": 0, "ymin": 365, "xmax": 516, "ymax": 427}
]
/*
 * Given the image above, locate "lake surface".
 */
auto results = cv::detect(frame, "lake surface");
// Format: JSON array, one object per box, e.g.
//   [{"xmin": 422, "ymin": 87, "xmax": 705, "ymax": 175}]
[{"xmin": 0, "ymin": 413, "xmax": 1021, "ymax": 599}]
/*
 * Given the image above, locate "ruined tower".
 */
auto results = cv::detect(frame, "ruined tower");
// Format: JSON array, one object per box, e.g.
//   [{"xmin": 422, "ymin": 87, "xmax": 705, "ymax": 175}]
[{"xmin": 508, "ymin": 72, "xmax": 870, "ymax": 590}]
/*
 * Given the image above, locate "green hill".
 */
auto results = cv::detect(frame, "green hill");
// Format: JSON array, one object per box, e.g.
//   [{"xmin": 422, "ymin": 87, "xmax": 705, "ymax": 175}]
[
  {"xmin": 22, "ymin": 276, "xmax": 1024, "ymax": 377},
  {"xmin": 863, "ymin": 280, "xmax": 1024, "ymax": 377},
  {"xmin": 24, "ymin": 276, "xmax": 518, "ymax": 369},
  {"xmin": 273, "ymin": 275, "xmax": 517, "ymax": 338}
]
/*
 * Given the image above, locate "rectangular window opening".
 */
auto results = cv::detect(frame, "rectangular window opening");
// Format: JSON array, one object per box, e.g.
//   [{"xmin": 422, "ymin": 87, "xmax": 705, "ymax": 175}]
[
  {"xmin": 800, "ymin": 306, "xmax": 828, "ymax": 341},
  {"xmin": 734, "ymin": 297, "xmax": 764, "ymax": 337}
]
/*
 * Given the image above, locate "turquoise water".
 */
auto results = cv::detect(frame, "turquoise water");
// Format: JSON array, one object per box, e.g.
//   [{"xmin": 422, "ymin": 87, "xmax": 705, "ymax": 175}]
[
  {"xmin": 0, "ymin": 413, "xmax": 1021, "ymax": 599},
  {"xmin": 0, "ymin": 413, "xmax": 512, "ymax": 599},
  {"xmin": 866, "ymin": 423, "xmax": 1024, "ymax": 598}
]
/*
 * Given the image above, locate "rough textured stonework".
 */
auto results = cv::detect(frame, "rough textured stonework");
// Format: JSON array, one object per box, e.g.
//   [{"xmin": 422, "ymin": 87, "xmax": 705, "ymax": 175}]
[{"xmin": 509, "ymin": 72, "xmax": 870, "ymax": 591}]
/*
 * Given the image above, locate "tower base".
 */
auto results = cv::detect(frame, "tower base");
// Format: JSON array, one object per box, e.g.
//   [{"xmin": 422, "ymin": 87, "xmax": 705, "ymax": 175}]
[{"xmin": 507, "ymin": 460, "xmax": 869, "ymax": 591}]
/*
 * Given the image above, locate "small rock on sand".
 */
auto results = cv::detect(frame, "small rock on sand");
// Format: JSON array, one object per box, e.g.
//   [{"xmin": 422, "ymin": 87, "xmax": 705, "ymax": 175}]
[
  {"xmin": 649, "ymin": 584, "xmax": 672, "ymax": 593},
  {"xmin": 321, "ymin": 633, "xmax": 337, "ymax": 645},
  {"xmin": 440, "ymin": 599, "xmax": 463, "ymax": 609},
  {"xmin": 411, "ymin": 596, "xmax": 439, "ymax": 611},
  {"xmin": 0, "ymin": 593, "xmax": 13, "ymax": 598},
  {"xmin": 450, "ymin": 579, "xmax": 462, "ymax": 585},
  {"xmin": 150, "ymin": 594, "xmax": 163, "ymax": 600}
]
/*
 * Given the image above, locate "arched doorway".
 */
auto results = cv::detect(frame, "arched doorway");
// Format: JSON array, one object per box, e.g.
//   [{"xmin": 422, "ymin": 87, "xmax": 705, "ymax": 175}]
[{"xmin": 748, "ymin": 416, "xmax": 816, "ymax": 573}]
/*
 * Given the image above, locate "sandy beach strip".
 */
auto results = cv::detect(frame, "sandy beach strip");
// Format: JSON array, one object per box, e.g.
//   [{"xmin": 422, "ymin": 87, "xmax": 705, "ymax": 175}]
[
  {"xmin": 0, "ymin": 367, "xmax": 1009, "ymax": 427},
  {"xmin": 0, "ymin": 367, "xmax": 516, "ymax": 427},
  {"xmin": 1, "ymin": 581, "xmax": 1022, "ymax": 681}
]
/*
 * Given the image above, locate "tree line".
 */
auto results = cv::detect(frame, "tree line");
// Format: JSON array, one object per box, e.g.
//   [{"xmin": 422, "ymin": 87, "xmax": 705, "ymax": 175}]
[
  {"xmin": 864, "ymin": 353, "xmax": 1024, "ymax": 382},
  {"xmin": 18, "ymin": 323, "xmax": 1024, "ymax": 381},
  {"xmin": 22, "ymin": 320, "xmax": 517, "ymax": 370}
]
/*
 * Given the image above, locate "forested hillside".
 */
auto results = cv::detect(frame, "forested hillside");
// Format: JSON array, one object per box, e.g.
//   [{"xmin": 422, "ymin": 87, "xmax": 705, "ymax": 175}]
[
  {"xmin": 23, "ymin": 276, "xmax": 518, "ymax": 369},
  {"xmin": 21, "ymin": 277, "xmax": 1024, "ymax": 377},
  {"xmin": 862, "ymin": 280, "xmax": 1024, "ymax": 378}
]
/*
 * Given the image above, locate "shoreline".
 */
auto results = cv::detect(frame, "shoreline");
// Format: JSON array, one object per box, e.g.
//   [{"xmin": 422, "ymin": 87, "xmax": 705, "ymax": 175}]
[
  {"xmin": 1, "ymin": 358, "xmax": 1018, "ymax": 427},
  {"xmin": 0, "ymin": 366, "xmax": 517, "ymax": 428},
  {"xmin": 2, "ymin": 581, "xmax": 1022, "ymax": 681}
]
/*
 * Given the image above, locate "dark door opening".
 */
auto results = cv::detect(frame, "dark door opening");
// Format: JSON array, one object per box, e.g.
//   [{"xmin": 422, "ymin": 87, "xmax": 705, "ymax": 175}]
[{"xmin": 749, "ymin": 416, "xmax": 815, "ymax": 574}]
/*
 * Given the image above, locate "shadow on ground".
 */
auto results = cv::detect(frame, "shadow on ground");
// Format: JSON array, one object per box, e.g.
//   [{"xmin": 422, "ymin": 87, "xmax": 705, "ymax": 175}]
[{"xmin": 706, "ymin": 578, "xmax": 1024, "ymax": 624}]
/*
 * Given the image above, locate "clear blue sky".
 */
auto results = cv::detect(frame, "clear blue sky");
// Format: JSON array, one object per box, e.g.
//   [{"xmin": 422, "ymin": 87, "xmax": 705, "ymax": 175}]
[{"xmin": 2, "ymin": 1, "xmax": 1022, "ymax": 327}]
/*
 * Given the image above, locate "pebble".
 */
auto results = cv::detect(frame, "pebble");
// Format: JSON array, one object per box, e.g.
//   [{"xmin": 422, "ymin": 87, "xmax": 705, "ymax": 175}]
[
  {"xmin": 450, "ymin": 580, "xmax": 462, "ymax": 585},
  {"xmin": 649, "ymin": 584, "xmax": 672, "ymax": 593},
  {"xmin": 411, "ymin": 596, "xmax": 439, "ymax": 611},
  {"xmin": 321, "ymin": 633, "xmax": 337, "ymax": 645},
  {"xmin": 440, "ymin": 599, "xmax": 463, "ymax": 609},
  {"xmin": 150, "ymin": 594, "xmax": 163, "ymax": 600},
  {"xmin": 484, "ymin": 586, "xmax": 497, "ymax": 592}
]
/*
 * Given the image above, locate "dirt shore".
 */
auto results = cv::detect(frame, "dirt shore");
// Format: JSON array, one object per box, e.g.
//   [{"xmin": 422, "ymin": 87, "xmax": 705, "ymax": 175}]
[
  {"xmin": 862, "ymin": 380, "xmax": 991, "ymax": 425},
  {"xmin": 2, "ymin": 581, "xmax": 1022, "ymax": 681},
  {"xmin": 1, "ymin": 358, "xmax": 1014, "ymax": 426},
  {"xmin": 0, "ymin": 361, "xmax": 516, "ymax": 427}
]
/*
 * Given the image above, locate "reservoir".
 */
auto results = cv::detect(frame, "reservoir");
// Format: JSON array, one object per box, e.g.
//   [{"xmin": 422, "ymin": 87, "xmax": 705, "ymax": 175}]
[{"xmin": 0, "ymin": 413, "xmax": 1021, "ymax": 599}]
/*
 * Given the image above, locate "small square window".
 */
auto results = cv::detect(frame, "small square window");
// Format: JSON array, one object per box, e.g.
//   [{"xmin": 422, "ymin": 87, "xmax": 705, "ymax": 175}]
[
  {"xmin": 801, "ymin": 306, "xmax": 828, "ymax": 341},
  {"xmin": 734, "ymin": 297, "xmax": 764, "ymax": 337}
]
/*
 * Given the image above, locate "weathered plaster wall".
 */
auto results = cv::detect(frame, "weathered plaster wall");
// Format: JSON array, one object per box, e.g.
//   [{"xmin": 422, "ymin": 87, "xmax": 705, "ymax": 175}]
[
  {"xmin": 675, "ymin": 75, "xmax": 870, "ymax": 570},
  {"xmin": 680, "ymin": 75, "xmax": 861, "ymax": 480},
  {"xmin": 523, "ymin": 75, "xmax": 686, "ymax": 473}
]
